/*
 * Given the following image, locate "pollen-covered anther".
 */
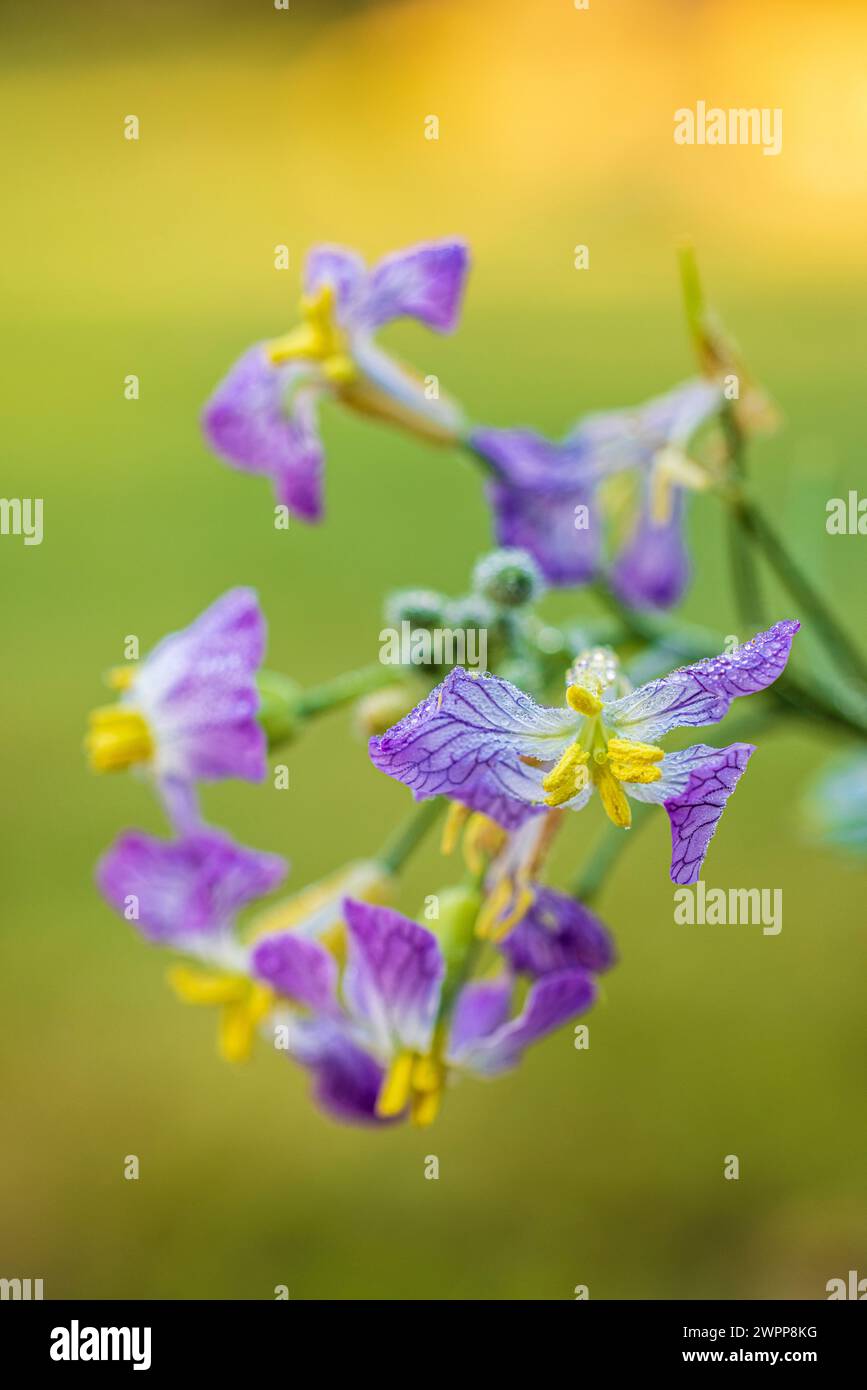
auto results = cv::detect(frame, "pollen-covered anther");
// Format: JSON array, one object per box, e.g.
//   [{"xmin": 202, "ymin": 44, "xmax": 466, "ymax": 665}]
[
  {"xmin": 566, "ymin": 684, "xmax": 602, "ymax": 717},
  {"xmin": 86, "ymin": 705, "xmax": 154, "ymax": 772},
  {"xmin": 265, "ymin": 283, "xmax": 357, "ymax": 384},
  {"xmin": 606, "ymin": 737, "xmax": 664, "ymax": 785},
  {"xmin": 594, "ymin": 762, "xmax": 633, "ymax": 829},
  {"xmin": 542, "ymin": 742, "xmax": 590, "ymax": 808}
]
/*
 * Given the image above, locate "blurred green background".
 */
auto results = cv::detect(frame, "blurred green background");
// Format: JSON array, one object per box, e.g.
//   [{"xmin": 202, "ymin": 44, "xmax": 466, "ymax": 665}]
[{"xmin": 1, "ymin": 0, "xmax": 865, "ymax": 1299}]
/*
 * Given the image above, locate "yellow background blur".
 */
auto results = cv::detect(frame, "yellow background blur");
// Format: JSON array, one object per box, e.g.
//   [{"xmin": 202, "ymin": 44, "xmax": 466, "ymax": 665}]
[{"xmin": 1, "ymin": 0, "xmax": 865, "ymax": 1299}]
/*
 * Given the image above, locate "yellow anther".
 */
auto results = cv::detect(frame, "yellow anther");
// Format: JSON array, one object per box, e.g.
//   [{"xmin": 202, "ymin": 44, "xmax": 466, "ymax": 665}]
[
  {"xmin": 411, "ymin": 1088, "xmax": 443, "ymax": 1127},
  {"xmin": 462, "ymin": 813, "xmax": 507, "ymax": 875},
  {"xmin": 377, "ymin": 1049, "xmax": 415, "ymax": 1117},
  {"xmin": 610, "ymin": 763, "xmax": 662, "ymax": 786},
  {"xmin": 542, "ymin": 743, "xmax": 590, "ymax": 808},
  {"xmin": 86, "ymin": 705, "xmax": 154, "ymax": 772},
  {"xmin": 594, "ymin": 763, "xmax": 632, "ymax": 829},
  {"xmin": 566, "ymin": 684, "xmax": 603, "ymax": 717},
  {"xmin": 476, "ymin": 875, "xmax": 535, "ymax": 941},
  {"xmin": 106, "ymin": 665, "xmax": 137, "ymax": 691},
  {"xmin": 265, "ymin": 284, "xmax": 358, "ymax": 384},
  {"xmin": 218, "ymin": 984, "xmax": 274, "ymax": 1064},
  {"xmin": 441, "ymin": 802, "xmax": 471, "ymax": 856},
  {"xmin": 475, "ymin": 876, "xmax": 514, "ymax": 939},
  {"xmin": 607, "ymin": 738, "xmax": 664, "ymax": 763},
  {"xmin": 168, "ymin": 967, "xmax": 274, "ymax": 1065}
]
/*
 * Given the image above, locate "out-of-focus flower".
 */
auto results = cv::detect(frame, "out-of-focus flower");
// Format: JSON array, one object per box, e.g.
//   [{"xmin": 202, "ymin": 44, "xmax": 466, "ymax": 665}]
[
  {"xmin": 471, "ymin": 379, "xmax": 723, "ymax": 605},
  {"xmin": 97, "ymin": 824, "xmax": 287, "ymax": 1062},
  {"xmin": 252, "ymin": 898, "xmax": 597, "ymax": 1127},
  {"xmin": 85, "ymin": 589, "xmax": 267, "ymax": 828},
  {"xmin": 805, "ymin": 752, "xmax": 867, "ymax": 857},
  {"xmin": 203, "ymin": 240, "xmax": 469, "ymax": 519},
  {"xmin": 370, "ymin": 622, "xmax": 799, "ymax": 884}
]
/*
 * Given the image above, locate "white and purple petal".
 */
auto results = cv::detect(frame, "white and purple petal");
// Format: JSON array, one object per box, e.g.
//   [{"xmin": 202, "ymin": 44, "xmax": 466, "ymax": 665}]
[
  {"xmin": 603, "ymin": 620, "xmax": 800, "ymax": 742},
  {"xmin": 304, "ymin": 244, "xmax": 367, "ymax": 320},
  {"xmin": 277, "ymin": 1014, "xmax": 391, "ymax": 1126},
  {"xmin": 97, "ymin": 826, "xmax": 287, "ymax": 946},
  {"xmin": 354, "ymin": 239, "xmax": 469, "ymax": 333},
  {"xmin": 368, "ymin": 668, "xmax": 577, "ymax": 830},
  {"xmin": 342, "ymin": 900, "xmax": 444, "ymax": 1057},
  {"xmin": 628, "ymin": 742, "xmax": 756, "ymax": 885},
  {"xmin": 202, "ymin": 346, "xmax": 325, "ymax": 521},
  {"xmin": 448, "ymin": 969, "xmax": 595, "ymax": 1076},
  {"xmin": 132, "ymin": 587, "xmax": 268, "ymax": 786}
]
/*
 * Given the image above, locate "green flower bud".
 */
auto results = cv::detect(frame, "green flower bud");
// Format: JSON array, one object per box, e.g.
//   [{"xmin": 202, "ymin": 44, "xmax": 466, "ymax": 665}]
[
  {"xmin": 256, "ymin": 670, "xmax": 303, "ymax": 747},
  {"xmin": 472, "ymin": 548, "xmax": 545, "ymax": 609},
  {"xmin": 384, "ymin": 588, "xmax": 447, "ymax": 631}
]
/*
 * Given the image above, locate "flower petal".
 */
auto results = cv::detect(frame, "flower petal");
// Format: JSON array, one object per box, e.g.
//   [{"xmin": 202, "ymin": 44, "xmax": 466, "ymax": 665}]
[
  {"xmin": 304, "ymin": 244, "xmax": 367, "ymax": 318},
  {"xmin": 278, "ymin": 1015, "xmax": 391, "ymax": 1126},
  {"xmin": 368, "ymin": 668, "xmax": 577, "ymax": 830},
  {"xmin": 603, "ymin": 620, "xmax": 800, "ymax": 742},
  {"xmin": 642, "ymin": 742, "xmax": 757, "ymax": 884},
  {"xmin": 133, "ymin": 588, "xmax": 268, "ymax": 785},
  {"xmin": 485, "ymin": 476, "xmax": 601, "ymax": 586},
  {"xmin": 498, "ymin": 886, "xmax": 616, "ymax": 977},
  {"xmin": 448, "ymin": 979, "xmax": 512, "ymax": 1055},
  {"xmin": 202, "ymin": 346, "xmax": 325, "ymax": 521},
  {"xmin": 448, "ymin": 969, "xmax": 595, "ymax": 1075},
  {"xmin": 342, "ymin": 900, "xmax": 444, "ymax": 1056},
  {"xmin": 355, "ymin": 239, "xmax": 469, "ymax": 332},
  {"xmin": 610, "ymin": 486, "xmax": 690, "ymax": 611},
  {"xmin": 251, "ymin": 933, "xmax": 340, "ymax": 1015},
  {"xmin": 97, "ymin": 826, "xmax": 287, "ymax": 946}
]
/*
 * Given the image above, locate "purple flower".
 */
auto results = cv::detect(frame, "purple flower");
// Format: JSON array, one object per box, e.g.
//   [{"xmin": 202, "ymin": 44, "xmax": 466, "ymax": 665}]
[
  {"xmin": 370, "ymin": 621, "xmax": 799, "ymax": 885},
  {"xmin": 203, "ymin": 240, "xmax": 470, "ymax": 519},
  {"xmin": 97, "ymin": 824, "xmax": 287, "ymax": 953},
  {"xmin": 497, "ymin": 886, "xmax": 616, "ymax": 977},
  {"xmin": 86, "ymin": 588, "xmax": 267, "ymax": 826},
  {"xmin": 252, "ymin": 899, "xmax": 596, "ymax": 1126},
  {"xmin": 472, "ymin": 379, "xmax": 722, "ymax": 599}
]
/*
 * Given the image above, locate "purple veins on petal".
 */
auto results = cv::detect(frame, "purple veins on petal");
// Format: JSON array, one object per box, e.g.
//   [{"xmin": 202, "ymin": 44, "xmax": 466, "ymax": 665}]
[
  {"xmin": 342, "ymin": 899, "xmax": 444, "ymax": 1057},
  {"xmin": 663, "ymin": 742, "xmax": 756, "ymax": 885},
  {"xmin": 604, "ymin": 620, "xmax": 800, "ymax": 742},
  {"xmin": 368, "ymin": 667, "xmax": 575, "ymax": 831}
]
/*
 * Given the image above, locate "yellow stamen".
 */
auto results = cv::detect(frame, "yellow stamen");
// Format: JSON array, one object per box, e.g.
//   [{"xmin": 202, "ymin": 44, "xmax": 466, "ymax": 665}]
[
  {"xmin": 169, "ymin": 967, "xmax": 274, "ymax": 1065},
  {"xmin": 106, "ymin": 665, "xmax": 137, "ymax": 691},
  {"xmin": 566, "ymin": 685, "xmax": 602, "ymax": 716},
  {"xmin": 168, "ymin": 965, "xmax": 248, "ymax": 1005},
  {"xmin": 462, "ymin": 813, "xmax": 507, "ymax": 875},
  {"xmin": 441, "ymin": 802, "xmax": 471, "ymax": 856},
  {"xmin": 265, "ymin": 284, "xmax": 358, "ymax": 385},
  {"xmin": 410, "ymin": 1088, "xmax": 442, "ymax": 1127},
  {"xmin": 409, "ymin": 1047, "xmax": 446, "ymax": 1127},
  {"xmin": 594, "ymin": 762, "xmax": 632, "ymax": 829},
  {"xmin": 475, "ymin": 877, "xmax": 514, "ymax": 939},
  {"xmin": 377, "ymin": 1048, "xmax": 415, "ymax": 1117},
  {"xmin": 542, "ymin": 744, "xmax": 590, "ymax": 808},
  {"xmin": 86, "ymin": 705, "xmax": 153, "ymax": 772},
  {"xmin": 607, "ymin": 738, "xmax": 664, "ymax": 763},
  {"xmin": 218, "ymin": 984, "xmax": 274, "ymax": 1064},
  {"xmin": 486, "ymin": 882, "xmax": 536, "ymax": 942},
  {"xmin": 609, "ymin": 763, "xmax": 662, "ymax": 786}
]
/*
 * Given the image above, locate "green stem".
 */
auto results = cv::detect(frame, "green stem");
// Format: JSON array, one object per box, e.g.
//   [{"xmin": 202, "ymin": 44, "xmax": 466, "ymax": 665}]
[
  {"xmin": 376, "ymin": 797, "xmax": 445, "ymax": 876},
  {"xmin": 570, "ymin": 803, "xmax": 653, "ymax": 904},
  {"xmin": 733, "ymin": 493, "xmax": 867, "ymax": 689},
  {"xmin": 723, "ymin": 412, "xmax": 765, "ymax": 631},
  {"xmin": 296, "ymin": 663, "xmax": 402, "ymax": 719}
]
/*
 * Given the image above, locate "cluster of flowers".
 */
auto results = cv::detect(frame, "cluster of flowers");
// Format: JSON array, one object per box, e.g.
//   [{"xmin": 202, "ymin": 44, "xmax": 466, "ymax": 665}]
[{"xmin": 87, "ymin": 236, "xmax": 824, "ymax": 1129}]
